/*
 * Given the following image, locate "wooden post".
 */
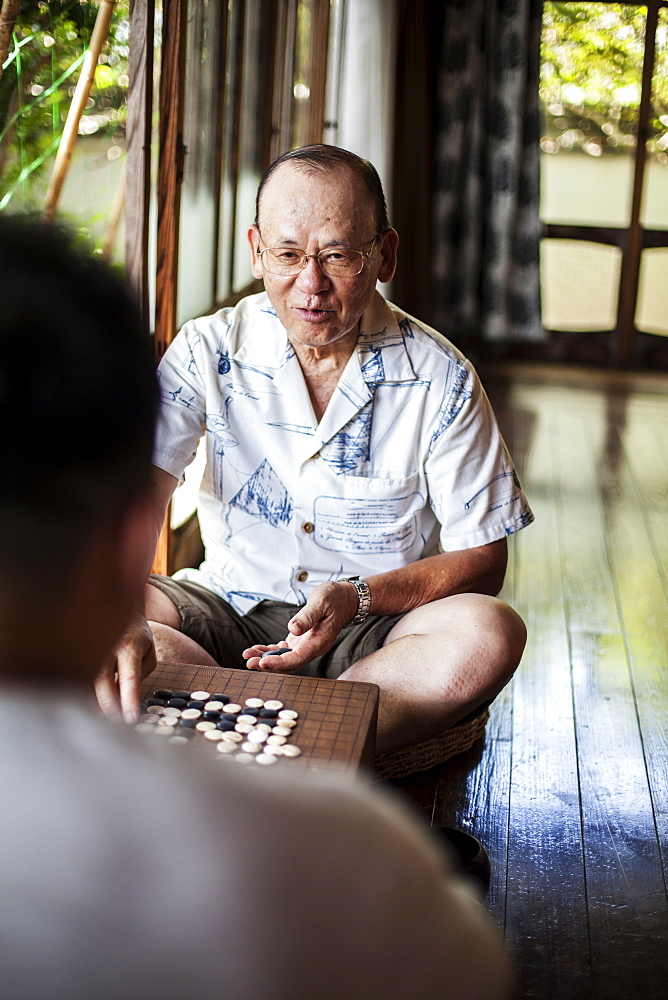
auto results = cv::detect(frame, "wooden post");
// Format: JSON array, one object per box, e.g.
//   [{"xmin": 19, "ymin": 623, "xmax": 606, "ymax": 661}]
[
  {"xmin": 153, "ymin": 0, "xmax": 186, "ymax": 361},
  {"xmin": 125, "ymin": 0, "xmax": 155, "ymax": 337},
  {"xmin": 43, "ymin": 0, "xmax": 116, "ymax": 223},
  {"xmin": 101, "ymin": 167, "xmax": 125, "ymax": 260},
  {"xmin": 151, "ymin": 0, "xmax": 187, "ymax": 576},
  {"xmin": 614, "ymin": 0, "xmax": 659, "ymax": 367}
]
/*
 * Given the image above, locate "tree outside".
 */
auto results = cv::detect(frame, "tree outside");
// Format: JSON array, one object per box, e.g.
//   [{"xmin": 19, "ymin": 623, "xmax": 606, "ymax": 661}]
[
  {"xmin": 541, "ymin": 2, "xmax": 668, "ymax": 161},
  {"xmin": 0, "ymin": 0, "xmax": 132, "ymax": 250}
]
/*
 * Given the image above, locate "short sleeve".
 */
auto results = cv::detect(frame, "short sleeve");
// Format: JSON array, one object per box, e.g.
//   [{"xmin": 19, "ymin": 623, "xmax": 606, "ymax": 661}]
[
  {"xmin": 425, "ymin": 363, "xmax": 533, "ymax": 550},
  {"xmin": 152, "ymin": 320, "xmax": 209, "ymax": 480}
]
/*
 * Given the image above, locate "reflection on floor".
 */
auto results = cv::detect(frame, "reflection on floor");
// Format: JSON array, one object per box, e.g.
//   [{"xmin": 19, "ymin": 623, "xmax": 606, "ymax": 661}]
[{"xmin": 382, "ymin": 362, "xmax": 668, "ymax": 1000}]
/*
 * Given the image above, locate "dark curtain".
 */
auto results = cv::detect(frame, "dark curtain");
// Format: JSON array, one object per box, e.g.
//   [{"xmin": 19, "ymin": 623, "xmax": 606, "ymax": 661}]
[{"xmin": 431, "ymin": 0, "xmax": 544, "ymax": 344}]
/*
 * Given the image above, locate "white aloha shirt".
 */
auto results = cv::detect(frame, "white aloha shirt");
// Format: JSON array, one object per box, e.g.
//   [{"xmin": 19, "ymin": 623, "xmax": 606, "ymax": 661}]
[{"xmin": 154, "ymin": 290, "xmax": 533, "ymax": 614}]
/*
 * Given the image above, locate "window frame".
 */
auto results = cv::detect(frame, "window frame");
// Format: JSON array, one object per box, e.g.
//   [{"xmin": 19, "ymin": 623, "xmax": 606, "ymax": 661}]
[
  {"xmin": 125, "ymin": 0, "xmax": 334, "ymax": 575},
  {"xmin": 540, "ymin": 0, "xmax": 668, "ymax": 366}
]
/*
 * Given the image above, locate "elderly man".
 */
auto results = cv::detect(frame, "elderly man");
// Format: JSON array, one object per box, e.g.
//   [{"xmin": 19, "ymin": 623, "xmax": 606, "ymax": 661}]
[
  {"xmin": 1, "ymin": 214, "xmax": 514, "ymax": 1000},
  {"xmin": 99, "ymin": 144, "xmax": 532, "ymax": 755}
]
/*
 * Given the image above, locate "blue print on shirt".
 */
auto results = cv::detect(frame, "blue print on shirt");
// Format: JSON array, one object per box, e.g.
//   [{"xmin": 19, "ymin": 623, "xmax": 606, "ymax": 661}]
[
  {"xmin": 319, "ymin": 405, "xmax": 373, "ymax": 474},
  {"xmin": 267, "ymin": 423, "xmax": 315, "ymax": 437},
  {"xmin": 229, "ymin": 459, "xmax": 292, "ymax": 527},
  {"xmin": 207, "ymin": 404, "xmax": 239, "ymax": 499},
  {"xmin": 430, "ymin": 361, "xmax": 472, "ymax": 446},
  {"xmin": 506, "ymin": 506, "xmax": 534, "ymax": 534},
  {"xmin": 314, "ymin": 494, "xmax": 422, "ymax": 553},
  {"xmin": 360, "ymin": 348, "xmax": 385, "ymax": 383},
  {"xmin": 464, "ymin": 471, "xmax": 521, "ymax": 514},
  {"xmin": 162, "ymin": 383, "xmax": 197, "ymax": 409},
  {"xmin": 398, "ymin": 317, "xmax": 414, "ymax": 339},
  {"xmin": 184, "ymin": 336, "xmax": 201, "ymax": 375},
  {"xmin": 215, "ymin": 351, "xmax": 274, "ymax": 380}
]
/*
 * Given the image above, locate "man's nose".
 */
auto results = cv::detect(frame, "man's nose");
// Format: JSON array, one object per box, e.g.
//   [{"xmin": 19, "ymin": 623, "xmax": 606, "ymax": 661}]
[{"xmin": 295, "ymin": 254, "xmax": 330, "ymax": 292}]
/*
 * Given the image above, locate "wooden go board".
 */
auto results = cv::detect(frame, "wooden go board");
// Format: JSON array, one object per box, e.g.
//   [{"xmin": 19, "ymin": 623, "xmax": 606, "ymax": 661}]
[{"xmin": 141, "ymin": 662, "xmax": 379, "ymax": 772}]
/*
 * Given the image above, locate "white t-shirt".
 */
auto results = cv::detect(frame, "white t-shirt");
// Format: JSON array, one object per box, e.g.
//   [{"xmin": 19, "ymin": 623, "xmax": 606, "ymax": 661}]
[
  {"xmin": 0, "ymin": 686, "xmax": 513, "ymax": 1000},
  {"xmin": 154, "ymin": 291, "xmax": 533, "ymax": 614}
]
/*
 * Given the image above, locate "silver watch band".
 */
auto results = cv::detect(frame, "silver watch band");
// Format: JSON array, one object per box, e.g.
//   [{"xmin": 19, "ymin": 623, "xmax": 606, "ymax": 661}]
[{"xmin": 342, "ymin": 576, "xmax": 372, "ymax": 624}]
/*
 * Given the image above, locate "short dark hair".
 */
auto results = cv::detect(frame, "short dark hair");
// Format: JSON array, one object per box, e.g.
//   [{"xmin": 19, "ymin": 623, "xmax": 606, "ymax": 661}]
[
  {"xmin": 255, "ymin": 144, "xmax": 389, "ymax": 233},
  {"xmin": 0, "ymin": 215, "xmax": 158, "ymax": 586}
]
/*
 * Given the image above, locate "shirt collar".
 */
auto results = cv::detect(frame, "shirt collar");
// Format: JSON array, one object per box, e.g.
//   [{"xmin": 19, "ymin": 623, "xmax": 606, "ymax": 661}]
[{"xmin": 233, "ymin": 290, "xmax": 417, "ymax": 385}]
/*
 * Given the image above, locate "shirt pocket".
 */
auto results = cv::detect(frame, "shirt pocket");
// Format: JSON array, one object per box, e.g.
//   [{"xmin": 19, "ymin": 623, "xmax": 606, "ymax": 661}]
[{"xmin": 312, "ymin": 472, "xmax": 425, "ymax": 555}]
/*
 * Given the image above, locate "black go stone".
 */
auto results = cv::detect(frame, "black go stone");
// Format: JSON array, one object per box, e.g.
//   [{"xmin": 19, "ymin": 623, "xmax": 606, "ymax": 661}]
[
  {"xmin": 203, "ymin": 710, "xmax": 221, "ymax": 721},
  {"xmin": 187, "ymin": 700, "xmax": 206, "ymax": 710},
  {"xmin": 179, "ymin": 717, "xmax": 198, "ymax": 729},
  {"xmin": 153, "ymin": 690, "xmax": 172, "ymax": 700},
  {"xmin": 216, "ymin": 720, "xmax": 236, "ymax": 732},
  {"xmin": 167, "ymin": 698, "xmax": 188, "ymax": 709},
  {"xmin": 211, "ymin": 693, "xmax": 230, "ymax": 704},
  {"xmin": 221, "ymin": 713, "xmax": 239, "ymax": 723},
  {"xmin": 260, "ymin": 708, "xmax": 278, "ymax": 719},
  {"xmin": 173, "ymin": 691, "xmax": 192, "ymax": 701},
  {"xmin": 242, "ymin": 707, "xmax": 261, "ymax": 717},
  {"xmin": 146, "ymin": 698, "xmax": 166, "ymax": 707}
]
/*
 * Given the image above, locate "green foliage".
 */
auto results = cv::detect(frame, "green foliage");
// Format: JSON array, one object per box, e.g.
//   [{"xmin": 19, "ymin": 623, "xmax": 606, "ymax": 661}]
[
  {"xmin": 0, "ymin": 0, "xmax": 130, "ymax": 212},
  {"xmin": 541, "ymin": 2, "xmax": 668, "ymax": 160}
]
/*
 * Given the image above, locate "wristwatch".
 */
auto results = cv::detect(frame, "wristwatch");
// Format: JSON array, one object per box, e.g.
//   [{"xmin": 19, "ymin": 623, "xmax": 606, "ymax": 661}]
[{"xmin": 342, "ymin": 576, "xmax": 372, "ymax": 624}]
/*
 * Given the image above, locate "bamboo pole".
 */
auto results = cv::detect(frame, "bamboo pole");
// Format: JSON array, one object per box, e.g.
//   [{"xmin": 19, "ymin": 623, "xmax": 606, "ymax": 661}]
[
  {"xmin": 101, "ymin": 164, "xmax": 125, "ymax": 260},
  {"xmin": 43, "ymin": 0, "xmax": 116, "ymax": 223},
  {"xmin": 0, "ymin": 0, "xmax": 21, "ymax": 82}
]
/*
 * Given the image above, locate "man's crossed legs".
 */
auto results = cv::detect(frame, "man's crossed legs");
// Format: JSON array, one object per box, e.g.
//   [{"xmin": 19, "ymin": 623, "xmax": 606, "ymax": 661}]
[{"xmin": 146, "ymin": 578, "xmax": 526, "ymax": 756}]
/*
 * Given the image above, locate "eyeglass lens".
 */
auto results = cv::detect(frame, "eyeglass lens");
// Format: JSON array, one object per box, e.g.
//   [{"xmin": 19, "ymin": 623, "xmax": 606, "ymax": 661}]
[{"xmin": 261, "ymin": 247, "xmax": 366, "ymax": 276}]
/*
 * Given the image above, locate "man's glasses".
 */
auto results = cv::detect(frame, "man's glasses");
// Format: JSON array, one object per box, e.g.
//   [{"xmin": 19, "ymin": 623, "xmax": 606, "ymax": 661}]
[{"xmin": 257, "ymin": 234, "xmax": 381, "ymax": 277}]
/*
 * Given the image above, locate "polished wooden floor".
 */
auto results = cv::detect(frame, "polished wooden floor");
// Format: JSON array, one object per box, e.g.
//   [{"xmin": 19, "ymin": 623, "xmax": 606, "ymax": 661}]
[{"xmin": 385, "ymin": 362, "xmax": 668, "ymax": 1000}]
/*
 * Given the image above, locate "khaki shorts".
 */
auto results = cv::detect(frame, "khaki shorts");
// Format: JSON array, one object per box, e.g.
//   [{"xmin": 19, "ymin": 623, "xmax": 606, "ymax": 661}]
[{"xmin": 148, "ymin": 575, "xmax": 403, "ymax": 680}]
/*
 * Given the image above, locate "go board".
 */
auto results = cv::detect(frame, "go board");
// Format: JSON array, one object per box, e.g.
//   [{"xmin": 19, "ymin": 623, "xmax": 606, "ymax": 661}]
[{"xmin": 140, "ymin": 662, "xmax": 379, "ymax": 772}]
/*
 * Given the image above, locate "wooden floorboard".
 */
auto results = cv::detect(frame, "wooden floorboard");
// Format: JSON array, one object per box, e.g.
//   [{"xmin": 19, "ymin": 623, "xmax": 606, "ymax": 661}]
[{"xmin": 383, "ymin": 362, "xmax": 668, "ymax": 1000}]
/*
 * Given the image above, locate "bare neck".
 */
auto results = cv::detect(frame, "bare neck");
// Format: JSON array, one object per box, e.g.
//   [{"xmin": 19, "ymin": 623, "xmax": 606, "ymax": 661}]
[{"xmin": 292, "ymin": 336, "xmax": 358, "ymax": 423}]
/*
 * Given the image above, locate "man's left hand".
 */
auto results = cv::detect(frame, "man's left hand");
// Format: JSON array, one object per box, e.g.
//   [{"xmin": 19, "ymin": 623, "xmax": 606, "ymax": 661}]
[{"xmin": 242, "ymin": 581, "xmax": 358, "ymax": 672}]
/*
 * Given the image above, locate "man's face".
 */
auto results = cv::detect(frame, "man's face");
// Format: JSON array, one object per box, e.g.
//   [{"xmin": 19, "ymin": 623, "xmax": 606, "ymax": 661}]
[{"xmin": 248, "ymin": 162, "xmax": 397, "ymax": 353}]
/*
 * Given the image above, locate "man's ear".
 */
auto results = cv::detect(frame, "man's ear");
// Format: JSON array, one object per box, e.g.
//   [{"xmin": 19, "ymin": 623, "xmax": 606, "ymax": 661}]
[
  {"xmin": 377, "ymin": 228, "xmax": 399, "ymax": 284},
  {"xmin": 248, "ymin": 225, "xmax": 264, "ymax": 280}
]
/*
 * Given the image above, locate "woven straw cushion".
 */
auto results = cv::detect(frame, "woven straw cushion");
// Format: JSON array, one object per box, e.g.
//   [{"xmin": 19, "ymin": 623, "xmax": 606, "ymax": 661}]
[{"xmin": 374, "ymin": 706, "xmax": 490, "ymax": 779}]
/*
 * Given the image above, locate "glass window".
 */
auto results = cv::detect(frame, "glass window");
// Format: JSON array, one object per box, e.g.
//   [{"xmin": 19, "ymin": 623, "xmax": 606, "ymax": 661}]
[
  {"xmin": 540, "ymin": 239, "xmax": 622, "ymax": 331},
  {"xmin": 540, "ymin": 3, "xmax": 645, "ymax": 227},
  {"xmin": 214, "ymin": 0, "xmax": 275, "ymax": 300},
  {"xmin": 176, "ymin": 0, "xmax": 224, "ymax": 326},
  {"xmin": 1, "ymin": 1, "xmax": 130, "ymax": 261},
  {"xmin": 635, "ymin": 248, "xmax": 668, "ymax": 336},
  {"xmin": 232, "ymin": 0, "xmax": 275, "ymax": 292}
]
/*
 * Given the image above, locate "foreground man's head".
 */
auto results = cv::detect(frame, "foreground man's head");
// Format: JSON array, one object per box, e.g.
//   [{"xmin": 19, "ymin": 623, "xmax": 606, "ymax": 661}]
[{"xmin": 0, "ymin": 215, "xmax": 157, "ymax": 684}]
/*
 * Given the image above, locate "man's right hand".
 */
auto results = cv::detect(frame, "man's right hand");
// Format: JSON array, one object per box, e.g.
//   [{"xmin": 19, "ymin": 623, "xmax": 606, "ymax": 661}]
[
  {"xmin": 94, "ymin": 466, "xmax": 177, "ymax": 723},
  {"xmin": 94, "ymin": 615, "xmax": 157, "ymax": 724}
]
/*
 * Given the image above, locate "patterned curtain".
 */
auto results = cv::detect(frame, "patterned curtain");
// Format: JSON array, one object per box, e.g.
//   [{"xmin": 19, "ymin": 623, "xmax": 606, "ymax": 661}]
[{"xmin": 432, "ymin": 0, "xmax": 544, "ymax": 344}]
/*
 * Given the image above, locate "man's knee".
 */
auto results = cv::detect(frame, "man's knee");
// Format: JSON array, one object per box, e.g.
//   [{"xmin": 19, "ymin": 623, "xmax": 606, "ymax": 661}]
[
  {"xmin": 472, "ymin": 594, "xmax": 526, "ymax": 684},
  {"xmin": 145, "ymin": 581, "xmax": 181, "ymax": 630},
  {"xmin": 149, "ymin": 620, "xmax": 219, "ymax": 667},
  {"xmin": 387, "ymin": 591, "xmax": 526, "ymax": 684}
]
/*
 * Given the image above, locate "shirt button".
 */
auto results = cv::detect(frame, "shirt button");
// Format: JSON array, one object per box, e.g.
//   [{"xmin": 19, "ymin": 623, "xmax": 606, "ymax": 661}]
[
  {"xmin": 302, "ymin": 522, "xmax": 315, "ymax": 533},
  {"xmin": 296, "ymin": 570, "xmax": 308, "ymax": 582}
]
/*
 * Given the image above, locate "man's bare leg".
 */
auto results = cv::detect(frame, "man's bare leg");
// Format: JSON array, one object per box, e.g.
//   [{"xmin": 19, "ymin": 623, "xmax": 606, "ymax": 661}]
[
  {"xmin": 340, "ymin": 593, "xmax": 526, "ymax": 755},
  {"xmin": 145, "ymin": 582, "xmax": 219, "ymax": 667}
]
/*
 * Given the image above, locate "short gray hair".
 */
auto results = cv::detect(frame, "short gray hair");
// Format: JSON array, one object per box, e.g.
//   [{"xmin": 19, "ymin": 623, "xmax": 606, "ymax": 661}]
[{"xmin": 255, "ymin": 144, "xmax": 389, "ymax": 233}]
